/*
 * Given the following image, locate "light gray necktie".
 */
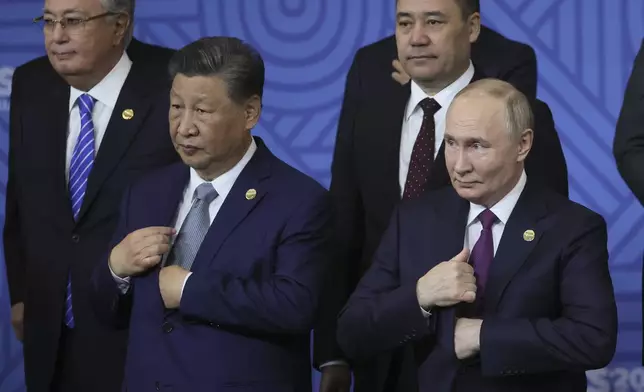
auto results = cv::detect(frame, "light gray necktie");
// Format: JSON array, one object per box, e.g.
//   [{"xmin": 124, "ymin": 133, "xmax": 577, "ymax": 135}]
[{"xmin": 166, "ymin": 182, "xmax": 218, "ymax": 270}]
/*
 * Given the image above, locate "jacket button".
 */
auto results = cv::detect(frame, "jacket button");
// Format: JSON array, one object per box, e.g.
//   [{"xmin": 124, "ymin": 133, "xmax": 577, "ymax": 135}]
[
  {"xmin": 71, "ymin": 234, "xmax": 80, "ymax": 243},
  {"xmin": 162, "ymin": 322, "xmax": 173, "ymax": 333}
]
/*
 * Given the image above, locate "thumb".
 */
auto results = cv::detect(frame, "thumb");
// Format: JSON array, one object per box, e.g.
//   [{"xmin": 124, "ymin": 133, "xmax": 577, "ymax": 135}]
[{"xmin": 453, "ymin": 247, "xmax": 470, "ymax": 263}]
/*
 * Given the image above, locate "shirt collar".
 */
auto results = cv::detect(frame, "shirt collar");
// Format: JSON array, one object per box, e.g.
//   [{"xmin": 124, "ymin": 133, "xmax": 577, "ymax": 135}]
[
  {"xmin": 467, "ymin": 169, "xmax": 527, "ymax": 227},
  {"xmin": 186, "ymin": 137, "xmax": 258, "ymax": 202},
  {"xmin": 405, "ymin": 61, "xmax": 475, "ymax": 122},
  {"xmin": 69, "ymin": 51, "xmax": 132, "ymax": 112}
]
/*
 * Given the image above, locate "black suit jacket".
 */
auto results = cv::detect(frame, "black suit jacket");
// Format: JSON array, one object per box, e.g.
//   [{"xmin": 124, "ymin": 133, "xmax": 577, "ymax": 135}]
[
  {"xmin": 4, "ymin": 39, "xmax": 179, "ymax": 392},
  {"xmin": 614, "ymin": 39, "xmax": 644, "ymax": 206},
  {"xmin": 613, "ymin": 39, "xmax": 644, "ymax": 364},
  {"xmin": 313, "ymin": 30, "xmax": 568, "ymax": 392},
  {"xmin": 336, "ymin": 181, "xmax": 616, "ymax": 392}
]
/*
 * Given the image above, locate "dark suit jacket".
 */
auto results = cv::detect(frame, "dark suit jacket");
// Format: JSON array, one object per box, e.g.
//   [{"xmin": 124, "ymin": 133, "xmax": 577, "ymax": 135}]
[
  {"xmin": 336, "ymin": 181, "xmax": 617, "ymax": 392},
  {"xmin": 613, "ymin": 39, "xmax": 644, "ymax": 364},
  {"xmin": 313, "ymin": 49, "xmax": 568, "ymax": 389},
  {"xmin": 4, "ymin": 39, "xmax": 178, "ymax": 392},
  {"xmin": 90, "ymin": 138, "xmax": 332, "ymax": 392},
  {"xmin": 614, "ymin": 38, "xmax": 644, "ymax": 206}
]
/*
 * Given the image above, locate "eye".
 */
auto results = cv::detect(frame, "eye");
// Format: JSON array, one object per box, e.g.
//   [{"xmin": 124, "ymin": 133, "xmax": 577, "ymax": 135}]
[
  {"xmin": 195, "ymin": 108, "xmax": 207, "ymax": 114},
  {"xmin": 170, "ymin": 104, "xmax": 181, "ymax": 109},
  {"xmin": 64, "ymin": 18, "xmax": 83, "ymax": 26},
  {"xmin": 397, "ymin": 20, "xmax": 412, "ymax": 28},
  {"xmin": 427, "ymin": 20, "xmax": 442, "ymax": 26}
]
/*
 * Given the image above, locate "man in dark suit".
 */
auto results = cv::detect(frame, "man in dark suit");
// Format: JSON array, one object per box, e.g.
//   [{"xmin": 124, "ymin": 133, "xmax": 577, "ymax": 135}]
[
  {"xmin": 4, "ymin": 0, "xmax": 179, "ymax": 390},
  {"xmin": 337, "ymin": 78, "xmax": 617, "ymax": 392},
  {"xmin": 314, "ymin": 0, "xmax": 568, "ymax": 391},
  {"xmin": 613, "ymin": 38, "xmax": 644, "ymax": 362},
  {"xmin": 90, "ymin": 36, "xmax": 332, "ymax": 392}
]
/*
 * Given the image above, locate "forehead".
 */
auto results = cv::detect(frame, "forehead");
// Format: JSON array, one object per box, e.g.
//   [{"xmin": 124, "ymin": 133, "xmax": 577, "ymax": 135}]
[
  {"xmin": 396, "ymin": 0, "xmax": 460, "ymax": 14},
  {"xmin": 44, "ymin": 0, "xmax": 102, "ymax": 14},
  {"xmin": 446, "ymin": 95, "xmax": 506, "ymax": 136},
  {"xmin": 171, "ymin": 74, "xmax": 229, "ymax": 99}
]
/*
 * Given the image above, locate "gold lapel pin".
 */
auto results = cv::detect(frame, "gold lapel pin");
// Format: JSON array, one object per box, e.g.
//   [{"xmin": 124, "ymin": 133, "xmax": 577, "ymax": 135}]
[
  {"xmin": 245, "ymin": 188, "xmax": 257, "ymax": 200},
  {"xmin": 523, "ymin": 229, "xmax": 535, "ymax": 242},
  {"xmin": 122, "ymin": 109, "xmax": 134, "ymax": 120}
]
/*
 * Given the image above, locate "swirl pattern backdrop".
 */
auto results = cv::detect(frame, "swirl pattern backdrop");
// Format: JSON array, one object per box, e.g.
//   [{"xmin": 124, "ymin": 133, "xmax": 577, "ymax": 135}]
[{"xmin": 0, "ymin": 0, "xmax": 642, "ymax": 390}]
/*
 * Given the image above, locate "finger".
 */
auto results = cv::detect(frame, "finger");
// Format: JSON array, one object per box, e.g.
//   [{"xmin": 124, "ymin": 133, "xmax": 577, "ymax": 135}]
[
  {"xmin": 139, "ymin": 255, "xmax": 162, "ymax": 269},
  {"xmin": 139, "ymin": 243, "xmax": 171, "ymax": 260},
  {"xmin": 452, "ymin": 247, "xmax": 471, "ymax": 263},
  {"xmin": 461, "ymin": 290, "xmax": 476, "ymax": 303},
  {"xmin": 134, "ymin": 234, "xmax": 173, "ymax": 257},
  {"xmin": 133, "ymin": 226, "xmax": 176, "ymax": 240},
  {"xmin": 392, "ymin": 59, "xmax": 404, "ymax": 72}
]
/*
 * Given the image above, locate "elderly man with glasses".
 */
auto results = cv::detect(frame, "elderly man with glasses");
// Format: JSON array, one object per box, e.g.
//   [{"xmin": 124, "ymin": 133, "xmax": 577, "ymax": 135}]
[{"xmin": 4, "ymin": 0, "xmax": 179, "ymax": 391}]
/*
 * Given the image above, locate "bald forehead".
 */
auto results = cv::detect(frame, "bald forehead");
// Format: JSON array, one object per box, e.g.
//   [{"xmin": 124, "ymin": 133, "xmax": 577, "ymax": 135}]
[{"xmin": 447, "ymin": 94, "xmax": 506, "ymax": 135}]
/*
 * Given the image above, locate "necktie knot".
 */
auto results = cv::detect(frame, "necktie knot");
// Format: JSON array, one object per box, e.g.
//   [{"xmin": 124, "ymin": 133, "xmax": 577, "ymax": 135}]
[
  {"xmin": 419, "ymin": 98, "xmax": 441, "ymax": 117},
  {"xmin": 78, "ymin": 93, "xmax": 96, "ymax": 115},
  {"xmin": 478, "ymin": 209, "xmax": 497, "ymax": 230},
  {"xmin": 194, "ymin": 183, "xmax": 218, "ymax": 204}
]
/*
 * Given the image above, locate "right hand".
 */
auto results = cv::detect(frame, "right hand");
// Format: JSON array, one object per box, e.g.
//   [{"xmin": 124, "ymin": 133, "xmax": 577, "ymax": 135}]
[
  {"xmin": 109, "ymin": 226, "xmax": 175, "ymax": 278},
  {"xmin": 416, "ymin": 248, "xmax": 476, "ymax": 309},
  {"xmin": 391, "ymin": 59, "xmax": 411, "ymax": 85},
  {"xmin": 319, "ymin": 365, "xmax": 351, "ymax": 392},
  {"xmin": 11, "ymin": 302, "xmax": 24, "ymax": 342}
]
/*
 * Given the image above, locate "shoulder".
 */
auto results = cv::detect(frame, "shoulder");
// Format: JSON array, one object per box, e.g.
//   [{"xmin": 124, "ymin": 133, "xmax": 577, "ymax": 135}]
[
  {"xmin": 476, "ymin": 26, "xmax": 534, "ymax": 57},
  {"xmin": 13, "ymin": 55, "xmax": 59, "ymax": 85},
  {"xmin": 126, "ymin": 37, "xmax": 176, "ymax": 65},
  {"xmin": 354, "ymin": 35, "xmax": 396, "ymax": 61},
  {"xmin": 538, "ymin": 188, "xmax": 606, "ymax": 233},
  {"xmin": 128, "ymin": 162, "xmax": 186, "ymax": 194},
  {"xmin": 267, "ymin": 154, "xmax": 328, "ymax": 200}
]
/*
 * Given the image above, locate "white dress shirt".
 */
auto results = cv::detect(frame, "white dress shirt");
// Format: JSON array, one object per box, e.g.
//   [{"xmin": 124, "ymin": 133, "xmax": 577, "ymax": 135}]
[
  {"xmin": 66, "ymin": 52, "xmax": 132, "ymax": 182},
  {"xmin": 421, "ymin": 170, "xmax": 527, "ymax": 318},
  {"xmin": 399, "ymin": 61, "xmax": 475, "ymax": 196},
  {"xmin": 111, "ymin": 138, "xmax": 258, "ymax": 294}
]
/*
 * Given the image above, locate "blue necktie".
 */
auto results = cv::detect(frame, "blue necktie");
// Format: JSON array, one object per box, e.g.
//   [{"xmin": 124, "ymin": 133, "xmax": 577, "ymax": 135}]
[{"xmin": 65, "ymin": 93, "xmax": 96, "ymax": 328}]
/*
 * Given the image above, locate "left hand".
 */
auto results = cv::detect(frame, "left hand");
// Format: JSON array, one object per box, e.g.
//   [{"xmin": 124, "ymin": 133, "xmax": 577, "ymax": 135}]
[
  {"xmin": 159, "ymin": 265, "xmax": 190, "ymax": 309},
  {"xmin": 319, "ymin": 365, "xmax": 351, "ymax": 392},
  {"xmin": 454, "ymin": 318, "xmax": 483, "ymax": 360}
]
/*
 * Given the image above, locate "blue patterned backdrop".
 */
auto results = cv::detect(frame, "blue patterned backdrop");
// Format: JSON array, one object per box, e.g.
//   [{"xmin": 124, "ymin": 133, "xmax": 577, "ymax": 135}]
[{"xmin": 0, "ymin": 0, "xmax": 642, "ymax": 391}]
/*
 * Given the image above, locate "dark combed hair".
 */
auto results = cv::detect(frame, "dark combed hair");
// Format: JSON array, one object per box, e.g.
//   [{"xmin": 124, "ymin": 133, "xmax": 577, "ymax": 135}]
[
  {"xmin": 455, "ymin": 0, "xmax": 480, "ymax": 18},
  {"xmin": 168, "ymin": 36, "xmax": 265, "ymax": 104}
]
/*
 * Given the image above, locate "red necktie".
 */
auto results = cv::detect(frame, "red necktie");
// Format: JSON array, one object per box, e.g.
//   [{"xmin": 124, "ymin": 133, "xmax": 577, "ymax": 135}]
[{"xmin": 402, "ymin": 98, "xmax": 442, "ymax": 200}]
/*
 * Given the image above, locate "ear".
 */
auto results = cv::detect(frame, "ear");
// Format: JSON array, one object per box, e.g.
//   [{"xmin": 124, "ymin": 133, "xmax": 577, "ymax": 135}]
[
  {"xmin": 468, "ymin": 12, "xmax": 481, "ymax": 43},
  {"xmin": 112, "ymin": 13, "xmax": 130, "ymax": 46},
  {"xmin": 244, "ymin": 95, "xmax": 262, "ymax": 131},
  {"xmin": 516, "ymin": 128, "xmax": 533, "ymax": 163}
]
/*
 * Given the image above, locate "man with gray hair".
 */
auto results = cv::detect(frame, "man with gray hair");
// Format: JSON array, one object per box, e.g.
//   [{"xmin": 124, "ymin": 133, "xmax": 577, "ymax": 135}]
[
  {"xmin": 90, "ymin": 36, "xmax": 332, "ymax": 391},
  {"xmin": 336, "ymin": 78, "xmax": 617, "ymax": 392},
  {"xmin": 4, "ymin": 0, "xmax": 178, "ymax": 390}
]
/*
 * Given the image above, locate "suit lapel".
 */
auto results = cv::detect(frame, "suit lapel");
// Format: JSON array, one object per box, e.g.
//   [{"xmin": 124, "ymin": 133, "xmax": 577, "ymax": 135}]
[
  {"xmin": 76, "ymin": 61, "xmax": 159, "ymax": 222},
  {"xmin": 378, "ymin": 82, "xmax": 411, "ymax": 202},
  {"xmin": 42, "ymin": 72, "xmax": 76, "ymax": 227},
  {"xmin": 190, "ymin": 138, "xmax": 272, "ymax": 273},
  {"xmin": 483, "ymin": 181, "xmax": 549, "ymax": 313}
]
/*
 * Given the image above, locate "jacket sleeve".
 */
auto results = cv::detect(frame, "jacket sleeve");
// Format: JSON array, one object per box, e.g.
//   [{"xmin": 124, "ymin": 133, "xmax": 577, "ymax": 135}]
[{"xmin": 614, "ymin": 39, "xmax": 644, "ymax": 206}]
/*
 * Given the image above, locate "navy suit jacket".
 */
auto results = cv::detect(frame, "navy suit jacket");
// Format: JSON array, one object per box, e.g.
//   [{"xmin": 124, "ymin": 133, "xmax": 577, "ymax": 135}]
[
  {"xmin": 336, "ymin": 180, "xmax": 617, "ymax": 392},
  {"xmin": 90, "ymin": 138, "xmax": 332, "ymax": 392}
]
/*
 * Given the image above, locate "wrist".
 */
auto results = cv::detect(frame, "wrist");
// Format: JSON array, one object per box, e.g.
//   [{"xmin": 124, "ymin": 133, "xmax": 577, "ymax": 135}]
[
  {"xmin": 108, "ymin": 254, "xmax": 127, "ymax": 278},
  {"xmin": 416, "ymin": 278, "xmax": 434, "ymax": 309}
]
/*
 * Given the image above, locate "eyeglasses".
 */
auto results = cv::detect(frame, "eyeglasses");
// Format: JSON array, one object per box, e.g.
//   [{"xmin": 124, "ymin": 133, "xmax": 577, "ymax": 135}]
[{"xmin": 33, "ymin": 12, "xmax": 119, "ymax": 34}]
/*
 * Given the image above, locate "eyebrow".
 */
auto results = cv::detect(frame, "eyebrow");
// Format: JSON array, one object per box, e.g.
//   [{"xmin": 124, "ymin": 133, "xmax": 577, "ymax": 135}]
[
  {"xmin": 396, "ymin": 11, "xmax": 447, "ymax": 19},
  {"xmin": 43, "ymin": 8, "xmax": 85, "ymax": 16}
]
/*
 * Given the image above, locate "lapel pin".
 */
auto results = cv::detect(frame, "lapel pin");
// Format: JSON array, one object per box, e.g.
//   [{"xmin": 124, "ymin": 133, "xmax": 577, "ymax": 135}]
[
  {"xmin": 122, "ymin": 109, "xmax": 134, "ymax": 120},
  {"xmin": 245, "ymin": 189, "xmax": 257, "ymax": 200},
  {"xmin": 523, "ymin": 229, "xmax": 535, "ymax": 242}
]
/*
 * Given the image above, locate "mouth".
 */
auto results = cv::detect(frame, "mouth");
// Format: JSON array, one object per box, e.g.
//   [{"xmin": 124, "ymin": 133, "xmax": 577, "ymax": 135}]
[
  {"xmin": 52, "ymin": 51, "xmax": 76, "ymax": 59},
  {"xmin": 178, "ymin": 144, "xmax": 201, "ymax": 155},
  {"xmin": 454, "ymin": 179, "xmax": 478, "ymax": 187},
  {"xmin": 407, "ymin": 55, "xmax": 436, "ymax": 60}
]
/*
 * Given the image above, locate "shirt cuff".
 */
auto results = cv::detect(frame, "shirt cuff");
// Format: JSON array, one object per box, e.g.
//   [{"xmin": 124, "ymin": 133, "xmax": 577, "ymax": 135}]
[
  {"xmin": 109, "ymin": 264, "xmax": 131, "ymax": 294},
  {"xmin": 319, "ymin": 360, "xmax": 349, "ymax": 369},
  {"xmin": 420, "ymin": 306, "xmax": 432, "ymax": 318},
  {"xmin": 180, "ymin": 272, "xmax": 193, "ymax": 300}
]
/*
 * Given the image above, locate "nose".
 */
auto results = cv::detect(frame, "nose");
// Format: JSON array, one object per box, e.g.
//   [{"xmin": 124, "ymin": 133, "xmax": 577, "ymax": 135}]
[
  {"xmin": 176, "ymin": 110, "xmax": 198, "ymax": 137},
  {"xmin": 452, "ymin": 147, "xmax": 472, "ymax": 176},
  {"xmin": 50, "ymin": 23, "xmax": 70, "ymax": 44},
  {"xmin": 410, "ymin": 24, "xmax": 430, "ymax": 46}
]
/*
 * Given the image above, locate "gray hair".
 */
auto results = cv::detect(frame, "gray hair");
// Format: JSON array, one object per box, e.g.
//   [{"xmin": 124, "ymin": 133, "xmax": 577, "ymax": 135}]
[
  {"xmin": 453, "ymin": 78, "xmax": 534, "ymax": 140},
  {"xmin": 168, "ymin": 36, "xmax": 265, "ymax": 105},
  {"xmin": 100, "ymin": 0, "xmax": 135, "ymax": 46}
]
